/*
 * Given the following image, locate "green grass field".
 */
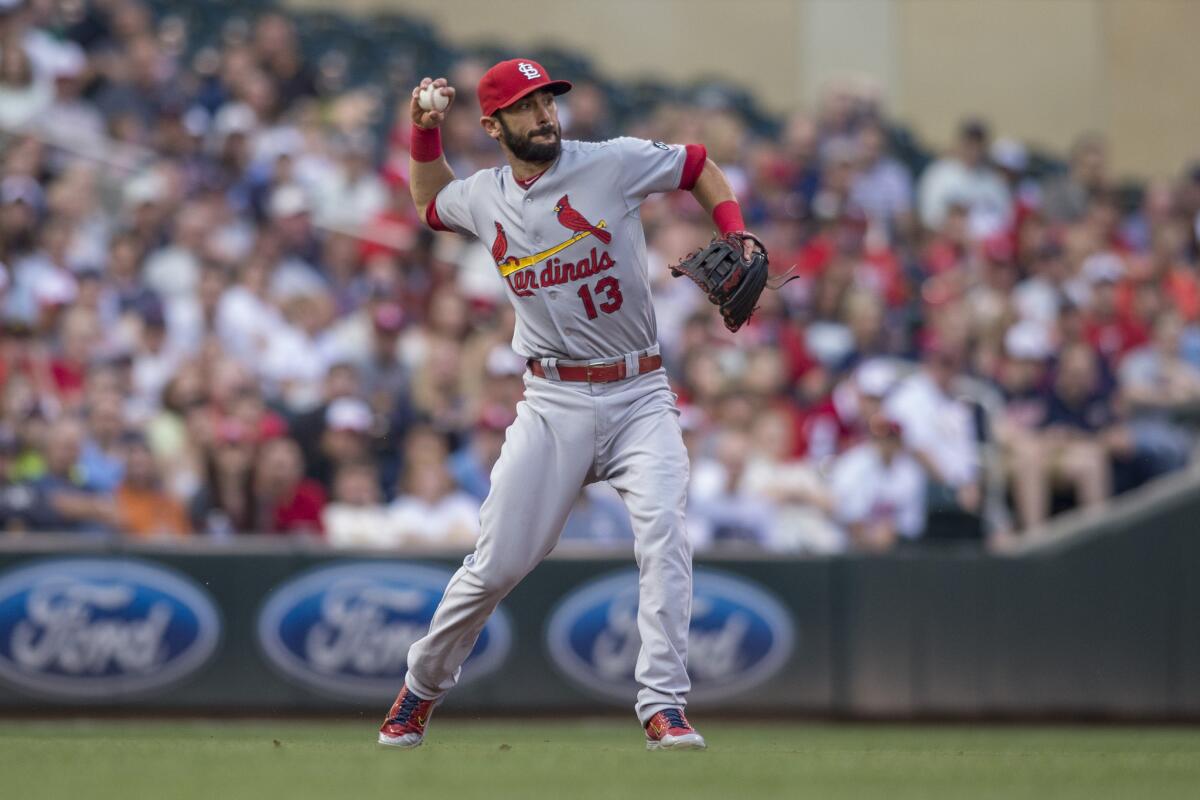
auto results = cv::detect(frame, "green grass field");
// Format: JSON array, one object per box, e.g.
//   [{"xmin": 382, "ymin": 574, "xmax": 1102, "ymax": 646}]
[{"xmin": 3, "ymin": 719, "xmax": 1199, "ymax": 800}]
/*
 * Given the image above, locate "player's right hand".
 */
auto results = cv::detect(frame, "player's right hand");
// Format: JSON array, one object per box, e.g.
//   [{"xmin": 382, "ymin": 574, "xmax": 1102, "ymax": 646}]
[{"xmin": 411, "ymin": 77, "xmax": 455, "ymax": 129}]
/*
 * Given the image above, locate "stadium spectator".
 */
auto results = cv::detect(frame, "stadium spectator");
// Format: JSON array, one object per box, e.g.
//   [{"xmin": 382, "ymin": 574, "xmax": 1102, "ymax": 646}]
[
  {"xmin": 993, "ymin": 321, "xmax": 1055, "ymax": 531},
  {"xmin": 38, "ymin": 42, "xmax": 106, "ymax": 159},
  {"xmin": 313, "ymin": 132, "xmax": 387, "ymax": 231},
  {"xmin": 253, "ymin": 435, "xmax": 325, "ymax": 535},
  {"xmin": 741, "ymin": 408, "xmax": 841, "ymax": 553},
  {"xmin": 1079, "ymin": 252, "xmax": 1147, "ymax": 369},
  {"xmin": 1116, "ymin": 312, "xmax": 1197, "ymax": 479},
  {"xmin": 287, "ymin": 363, "xmax": 356, "ymax": 471},
  {"xmin": 560, "ymin": 81, "xmax": 614, "ymax": 142},
  {"xmin": 322, "ymin": 460, "xmax": 393, "ymax": 548},
  {"xmin": 25, "ymin": 417, "xmax": 116, "ymax": 535},
  {"xmin": 115, "ymin": 433, "xmax": 190, "ymax": 537},
  {"xmin": 884, "ymin": 343, "xmax": 981, "ymax": 514},
  {"xmin": 1121, "ymin": 220, "xmax": 1199, "ymax": 323},
  {"xmin": 79, "ymin": 390, "xmax": 128, "ymax": 492},
  {"xmin": 144, "ymin": 362, "xmax": 207, "ymax": 499},
  {"xmin": 143, "ymin": 202, "xmax": 209, "ymax": 302},
  {"xmin": 50, "ymin": 306, "xmax": 97, "ymax": 410},
  {"xmin": 849, "ymin": 119, "xmax": 914, "ymax": 238},
  {"xmin": 917, "ymin": 118, "xmax": 1012, "ymax": 240},
  {"xmin": 129, "ymin": 300, "xmax": 184, "ymax": 417},
  {"xmin": 0, "ymin": 174, "xmax": 42, "ymax": 269},
  {"xmin": 1012, "ymin": 242, "xmax": 1070, "ymax": 329},
  {"xmin": 189, "ymin": 419, "xmax": 257, "ymax": 536},
  {"xmin": 389, "ymin": 428, "xmax": 479, "ymax": 547},
  {"xmin": 799, "ymin": 358, "xmax": 896, "ymax": 463},
  {"xmin": 311, "ymin": 395, "xmax": 375, "ymax": 493},
  {"xmin": 1041, "ymin": 133, "xmax": 1109, "ymax": 224},
  {"xmin": 410, "ymin": 333, "xmax": 472, "ymax": 439},
  {"xmin": 1033, "ymin": 344, "xmax": 1117, "ymax": 515},
  {"xmin": 829, "ymin": 413, "xmax": 926, "ymax": 551},
  {"xmin": 0, "ymin": 35, "xmax": 52, "ymax": 129},
  {"xmin": 355, "ymin": 303, "xmax": 416, "ymax": 446},
  {"xmin": 689, "ymin": 428, "xmax": 776, "ymax": 549},
  {"xmin": 448, "ymin": 405, "xmax": 511, "ymax": 502},
  {"xmin": 251, "ymin": 12, "xmax": 317, "ymax": 109}
]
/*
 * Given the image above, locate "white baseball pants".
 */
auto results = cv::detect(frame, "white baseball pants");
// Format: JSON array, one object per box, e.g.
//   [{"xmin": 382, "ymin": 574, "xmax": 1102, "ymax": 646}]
[{"xmin": 403, "ymin": 367, "xmax": 693, "ymax": 723}]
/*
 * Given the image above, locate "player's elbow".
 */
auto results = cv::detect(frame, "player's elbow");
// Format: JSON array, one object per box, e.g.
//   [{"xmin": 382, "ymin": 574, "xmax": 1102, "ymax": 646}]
[
  {"xmin": 411, "ymin": 192, "xmax": 444, "ymax": 230},
  {"xmin": 689, "ymin": 158, "xmax": 718, "ymax": 191}
]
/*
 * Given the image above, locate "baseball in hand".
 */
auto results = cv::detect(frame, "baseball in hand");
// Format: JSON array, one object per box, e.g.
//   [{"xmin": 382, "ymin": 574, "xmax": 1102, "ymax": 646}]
[{"xmin": 418, "ymin": 85, "xmax": 450, "ymax": 112}]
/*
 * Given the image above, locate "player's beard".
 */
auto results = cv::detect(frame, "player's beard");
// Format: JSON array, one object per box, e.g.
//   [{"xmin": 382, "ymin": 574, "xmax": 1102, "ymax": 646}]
[{"xmin": 499, "ymin": 117, "xmax": 561, "ymax": 163}]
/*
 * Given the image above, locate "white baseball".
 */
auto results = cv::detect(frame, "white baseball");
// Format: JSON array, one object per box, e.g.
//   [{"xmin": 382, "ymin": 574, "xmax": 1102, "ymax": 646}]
[{"xmin": 418, "ymin": 85, "xmax": 450, "ymax": 112}]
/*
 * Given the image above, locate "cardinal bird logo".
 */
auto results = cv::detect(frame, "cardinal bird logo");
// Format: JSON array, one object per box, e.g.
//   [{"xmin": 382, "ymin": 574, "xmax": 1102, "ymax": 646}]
[
  {"xmin": 489, "ymin": 199, "xmax": 611, "ymax": 279},
  {"xmin": 491, "ymin": 221, "xmax": 508, "ymax": 262},
  {"xmin": 489, "ymin": 221, "xmax": 513, "ymax": 262},
  {"xmin": 492, "ymin": 221, "xmax": 522, "ymax": 272},
  {"xmin": 554, "ymin": 195, "xmax": 612, "ymax": 244}
]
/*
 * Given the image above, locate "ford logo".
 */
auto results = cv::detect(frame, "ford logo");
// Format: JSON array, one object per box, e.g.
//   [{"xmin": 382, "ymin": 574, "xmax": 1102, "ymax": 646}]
[
  {"xmin": 257, "ymin": 562, "xmax": 512, "ymax": 701},
  {"xmin": 0, "ymin": 558, "xmax": 221, "ymax": 699},
  {"xmin": 546, "ymin": 568, "xmax": 794, "ymax": 703}
]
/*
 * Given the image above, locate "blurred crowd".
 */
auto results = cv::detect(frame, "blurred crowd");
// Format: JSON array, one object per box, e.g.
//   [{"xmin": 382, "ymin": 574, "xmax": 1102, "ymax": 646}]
[{"xmin": 2, "ymin": 0, "xmax": 1200, "ymax": 552}]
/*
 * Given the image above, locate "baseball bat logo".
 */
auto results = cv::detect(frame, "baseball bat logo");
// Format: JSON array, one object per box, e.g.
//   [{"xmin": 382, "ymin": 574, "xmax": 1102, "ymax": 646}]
[{"xmin": 491, "ymin": 198, "xmax": 613, "ymax": 280}]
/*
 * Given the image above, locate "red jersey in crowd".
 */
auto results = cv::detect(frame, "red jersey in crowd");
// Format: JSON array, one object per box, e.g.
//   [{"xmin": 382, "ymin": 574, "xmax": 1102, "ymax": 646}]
[
  {"xmin": 1116, "ymin": 264, "xmax": 1200, "ymax": 323},
  {"xmin": 1084, "ymin": 310, "xmax": 1149, "ymax": 365},
  {"xmin": 794, "ymin": 230, "xmax": 907, "ymax": 307},
  {"xmin": 269, "ymin": 479, "xmax": 327, "ymax": 535},
  {"xmin": 792, "ymin": 382, "xmax": 862, "ymax": 461}
]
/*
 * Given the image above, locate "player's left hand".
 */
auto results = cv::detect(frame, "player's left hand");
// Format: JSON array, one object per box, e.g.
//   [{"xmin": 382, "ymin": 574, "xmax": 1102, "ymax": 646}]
[
  {"xmin": 668, "ymin": 230, "xmax": 771, "ymax": 332},
  {"xmin": 736, "ymin": 231, "xmax": 764, "ymax": 263}
]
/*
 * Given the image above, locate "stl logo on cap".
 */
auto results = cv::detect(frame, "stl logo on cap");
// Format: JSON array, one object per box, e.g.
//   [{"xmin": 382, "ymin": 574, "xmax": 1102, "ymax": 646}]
[{"xmin": 477, "ymin": 58, "xmax": 572, "ymax": 117}]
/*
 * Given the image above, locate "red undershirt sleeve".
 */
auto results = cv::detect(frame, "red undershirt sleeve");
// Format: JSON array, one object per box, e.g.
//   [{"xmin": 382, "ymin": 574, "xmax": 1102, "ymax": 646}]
[
  {"xmin": 679, "ymin": 143, "xmax": 707, "ymax": 191},
  {"xmin": 424, "ymin": 197, "xmax": 451, "ymax": 232}
]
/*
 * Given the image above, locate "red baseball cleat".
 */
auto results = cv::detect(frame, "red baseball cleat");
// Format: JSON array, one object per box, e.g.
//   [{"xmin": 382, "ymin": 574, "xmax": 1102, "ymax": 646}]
[
  {"xmin": 378, "ymin": 684, "xmax": 437, "ymax": 748},
  {"xmin": 644, "ymin": 708, "xmax": 707, "ymax": 751}
]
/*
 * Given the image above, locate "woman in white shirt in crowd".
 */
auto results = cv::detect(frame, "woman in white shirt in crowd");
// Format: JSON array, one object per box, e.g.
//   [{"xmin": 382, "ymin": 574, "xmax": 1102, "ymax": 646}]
[
  {"xmin": 388, "ymin": 427, "xmax": 480, "ymax": 548},
  {"xmin": 830, "ymin": 413, "xmax": 927, "ymax": 552},
  {"xmin": 324, "ymin": 430, "xmax": 480, "ymax": 549},
  {"xmin": 322, "ymin": 460, "xmax": 394, "ymax": 548}
]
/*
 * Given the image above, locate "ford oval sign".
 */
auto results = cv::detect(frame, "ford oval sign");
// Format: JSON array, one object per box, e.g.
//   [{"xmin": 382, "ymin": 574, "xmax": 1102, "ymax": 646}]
[
  {"xmin": 0, "ymin": 558, "xmax": 221, "ymax": 699},
  {"xmin": 257, "ymin": 562, "xmax": 512, "ymax": 700},
  {"xmin": 546, "ymin": 569, "xmax": 794, "ymax": 703}
]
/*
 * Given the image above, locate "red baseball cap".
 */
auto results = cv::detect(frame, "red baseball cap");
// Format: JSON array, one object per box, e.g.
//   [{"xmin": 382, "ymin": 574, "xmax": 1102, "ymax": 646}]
[{"xmin": 477, "ymin": 58, "xmax": 572, "ymax": 117}]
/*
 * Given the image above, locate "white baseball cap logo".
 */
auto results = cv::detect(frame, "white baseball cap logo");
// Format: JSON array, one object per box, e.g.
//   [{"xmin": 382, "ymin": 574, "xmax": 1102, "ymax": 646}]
[{"xmin": 517, "ymin": 62, "xmax": 541, "ymax": 80}]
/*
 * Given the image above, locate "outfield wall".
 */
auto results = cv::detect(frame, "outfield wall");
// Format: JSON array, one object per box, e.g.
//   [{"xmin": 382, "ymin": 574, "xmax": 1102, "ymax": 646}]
[{"xmin": 0, "ymin": 471, "xmax": 1196, "ymax": 718}]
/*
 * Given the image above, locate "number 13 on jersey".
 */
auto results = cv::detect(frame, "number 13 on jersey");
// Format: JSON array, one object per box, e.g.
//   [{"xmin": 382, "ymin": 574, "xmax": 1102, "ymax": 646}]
[{"xmin": 576, "ymin": 277, "xmax": 623, "ymax": 320}]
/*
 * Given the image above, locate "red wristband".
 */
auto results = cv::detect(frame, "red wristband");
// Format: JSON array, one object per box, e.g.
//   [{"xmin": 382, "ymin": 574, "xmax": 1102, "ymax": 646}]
[
  {"xmin": 712, "ymin": 200, "xmax": 745, "ymax": 236},
  {"xmin": 410, "ymin": 124, "xmax": 443, "ymax": 163}
]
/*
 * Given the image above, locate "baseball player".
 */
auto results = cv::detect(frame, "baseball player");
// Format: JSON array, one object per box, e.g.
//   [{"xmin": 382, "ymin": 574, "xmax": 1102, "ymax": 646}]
[{"xmin": 379, "ymin": 58, "xmax": 758, "ymax": 751}]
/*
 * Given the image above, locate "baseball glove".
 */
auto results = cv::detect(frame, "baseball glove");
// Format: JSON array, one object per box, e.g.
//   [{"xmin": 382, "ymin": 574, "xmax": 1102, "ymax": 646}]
[{"xmin": 670, "ymin": 231, "xmax": 770, "ymax": 332}]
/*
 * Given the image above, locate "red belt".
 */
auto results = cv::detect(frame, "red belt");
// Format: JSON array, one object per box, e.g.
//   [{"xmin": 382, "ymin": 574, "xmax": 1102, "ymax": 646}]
[{"xmin": 528, "ymin": 354, "xmax": 662, "ymax": 383}]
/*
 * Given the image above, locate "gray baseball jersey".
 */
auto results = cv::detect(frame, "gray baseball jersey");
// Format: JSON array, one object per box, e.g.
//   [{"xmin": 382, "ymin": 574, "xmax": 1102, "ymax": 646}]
[
  {"xmin": 404, "ymin": 135, "xmax": 706, "ymax": 727},
  {"xmin": 428, "ymin": 137, "xmax": 707, "ymax": 360}
]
